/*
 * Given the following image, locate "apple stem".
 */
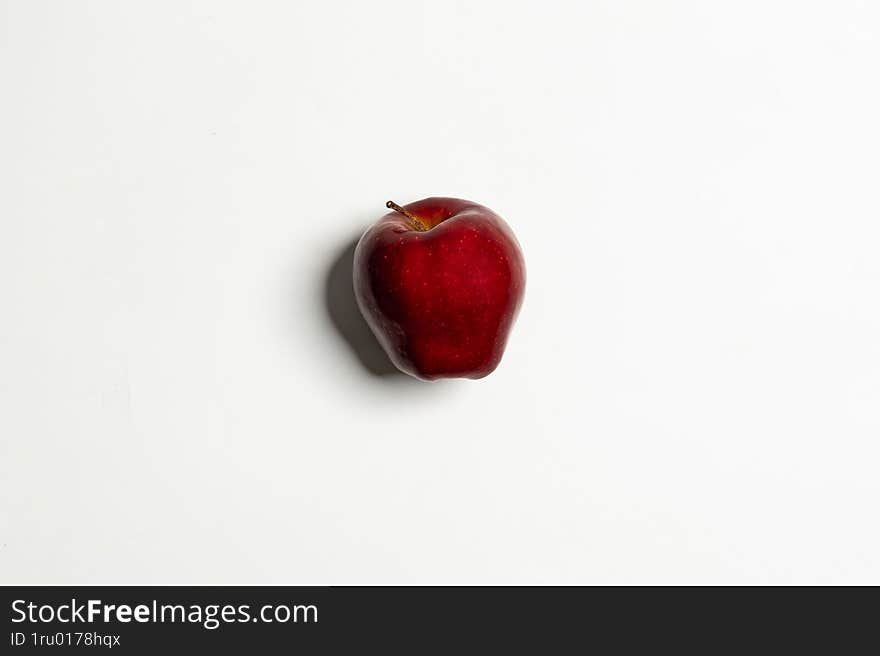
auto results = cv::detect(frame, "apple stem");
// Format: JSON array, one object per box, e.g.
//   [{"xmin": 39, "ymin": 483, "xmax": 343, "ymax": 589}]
[{"xmin": 386, "ymin": 200, "xmax": 428, "ymax": 232}]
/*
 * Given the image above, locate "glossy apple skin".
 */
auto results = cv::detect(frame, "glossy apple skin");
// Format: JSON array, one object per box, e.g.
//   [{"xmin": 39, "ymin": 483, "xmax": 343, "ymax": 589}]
[{"xmin": 353, "ymin": 197, "xmax": 525, "ymax": 381}]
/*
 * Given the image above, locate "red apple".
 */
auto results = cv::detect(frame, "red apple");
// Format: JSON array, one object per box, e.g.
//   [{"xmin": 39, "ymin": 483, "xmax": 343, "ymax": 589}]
[{"xmin": 353, "ymin": 197, "xmax": 525, "ymax": 381}]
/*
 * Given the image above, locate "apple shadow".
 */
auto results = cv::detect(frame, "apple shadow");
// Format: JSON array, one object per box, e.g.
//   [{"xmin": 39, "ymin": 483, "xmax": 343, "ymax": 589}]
[{"xmin": 324, "ymin": 237, "xmax": 405, "ymax": 377}]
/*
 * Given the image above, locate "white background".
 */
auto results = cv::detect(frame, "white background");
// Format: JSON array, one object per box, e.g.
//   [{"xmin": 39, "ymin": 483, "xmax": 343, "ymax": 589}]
[{"xmin": 1, "ymin": 0, "xmax": 879, "ymax": 584}]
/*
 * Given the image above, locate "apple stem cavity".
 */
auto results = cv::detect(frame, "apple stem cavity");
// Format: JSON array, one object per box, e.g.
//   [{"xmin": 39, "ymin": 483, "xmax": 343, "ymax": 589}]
[{"xmin": 386, "ymin": 200, "xmax": 429, "ymax": 232}]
